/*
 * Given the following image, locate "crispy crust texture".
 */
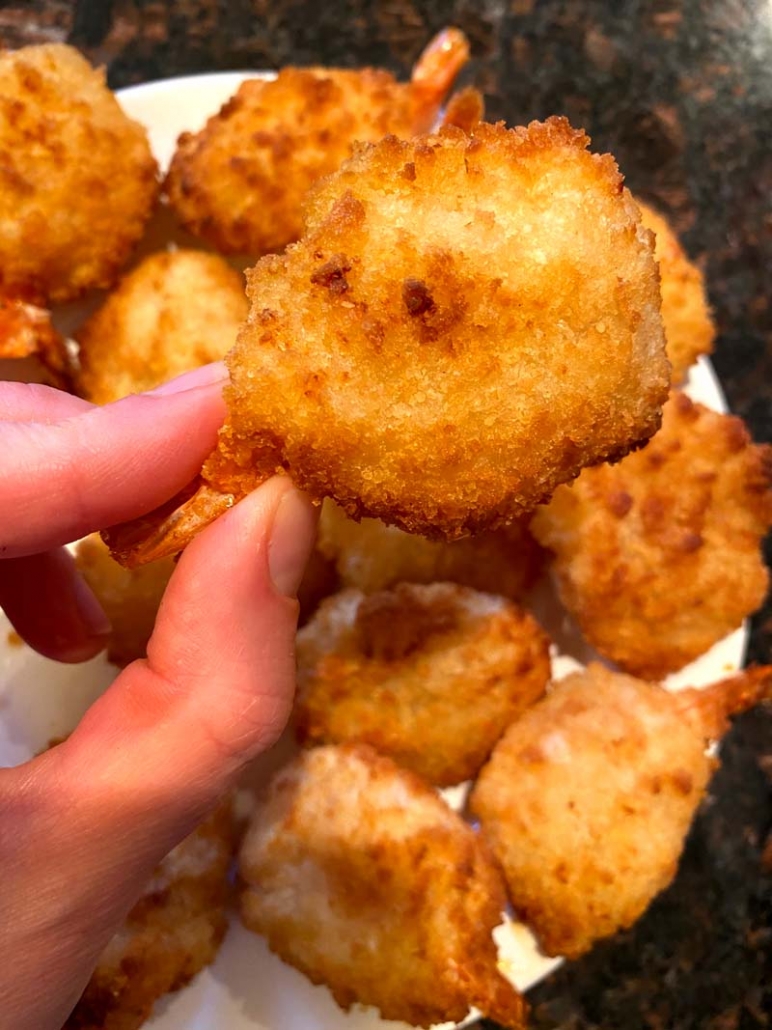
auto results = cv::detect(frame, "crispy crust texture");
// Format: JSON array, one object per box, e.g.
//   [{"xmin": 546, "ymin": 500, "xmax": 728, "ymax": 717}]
[
  {"xmin": 0, "ymin": 44, "xmax": 158, "ymax": 304},
  {"xmin": 202, "ymin": 118, "xmax": 669, "ymax": 540},
  {"xmin": 637, "ymin": 201, "xmax": 715, "ymax": 384},
  {"xmin": 239, "ymin": 744, "xmax": 526, "ymax": 1028},
  {"xmin": 74, "ymin": 534, "xmax": 175, "ymax": 667},
  {"xmin": 76, "ymin": 250, "xmax": 247, "ymax": 403},
  {"xmin": 65, "ymin": 802, "xmax": 236, "ymax": 1030},
  {"xmin": 165, "ymin": 28, "xmax": 468, "ymax": 258},
  {"xmin": 295, "ymin": 582, "xmax": 551, "ymax": 785},
  {"xmin": 531, "ymin": 391, "xmax": 772, "ymax": 678},
  {"xmin": 316, "ymin": 499, "xmax": 546, "ymax": 598},
  {"xmin": 470, "ymin": 663, "xmax": 713, "ymax": 959}
]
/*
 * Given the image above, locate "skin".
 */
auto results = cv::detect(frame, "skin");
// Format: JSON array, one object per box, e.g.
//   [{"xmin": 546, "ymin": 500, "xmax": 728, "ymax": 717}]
[{"xmin": 0, "ymin": 363, "xmax": 318, "ymax": 1030}]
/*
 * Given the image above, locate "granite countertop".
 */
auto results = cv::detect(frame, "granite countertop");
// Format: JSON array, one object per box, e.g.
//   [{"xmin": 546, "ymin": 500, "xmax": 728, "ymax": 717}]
[{"xmin": 2, "ymin": 1, "xmax": 770, "ymax": 1027}]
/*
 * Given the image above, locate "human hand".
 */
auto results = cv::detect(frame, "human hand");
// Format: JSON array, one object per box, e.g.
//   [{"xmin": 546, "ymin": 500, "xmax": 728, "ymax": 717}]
[{"xmin": 0, "ymin": 364, "xmax": 318, "ymax": 1030}]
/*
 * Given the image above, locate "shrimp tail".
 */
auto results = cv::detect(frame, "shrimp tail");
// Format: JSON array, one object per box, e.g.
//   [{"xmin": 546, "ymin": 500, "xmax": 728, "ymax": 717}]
[
  {"xmin": 440, "ymin": 86, "xmax": 485, "ymax": 133},
  {"xmin": 409, "ymin": 27, "xmax": 471, "ymax": 132},
  {"xmin": 102, "ymin": 476, "xmax": 239, "ymax": 568},
  {"xmin": 674, "ymin": 665, "xmax": 772, "ymax": 741}
]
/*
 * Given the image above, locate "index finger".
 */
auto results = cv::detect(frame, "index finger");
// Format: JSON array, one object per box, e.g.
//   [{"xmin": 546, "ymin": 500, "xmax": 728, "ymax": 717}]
[{"xmin": 0, "ymin": 363, "xmax": 228, "ymax": 559}]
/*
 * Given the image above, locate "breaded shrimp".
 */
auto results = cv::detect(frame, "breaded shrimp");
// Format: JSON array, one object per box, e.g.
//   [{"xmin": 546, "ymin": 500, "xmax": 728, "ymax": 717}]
[
  {"xmin": 530, "ymin": 391, "xmax": 772, "ymax": 679},
  {"xmin": 470, "ymin": 663, "xmax": 772, "ymax": 960},
  {"xmin": 239, "ymin": 744, "xmax": 526, "ymax": 1029},
  {"xmin": 295, "ymin": 582, "xmax": 551, "ymax": 785},
  {"xmin": 65, "ymin": 801, "xmax": 236, "ymax": 1030},
  {"xmin": 0, "ymin": 44, "xmax": 158, "ymax": 304},
  {"xmin": 637, "ymin": 201, "xmax": 715, "ymax": 385},
  {"xmin": 0, "ymin": 294, "xmax": 74, "ymax": 390},
  {"xmin": 76, "ymin": 250, "xmax": 247, "ymax": 404},
  {"xmin": 106, "ymin": 117, "xmax": 669, "ymax": 568},
  {"xmin": 74, "ymin": 534, "xmax": 175, "ymax": 668},
  {"xmin": 165, "ymin": 28, "xmax": 469, "ymax": 256},
  {"xmin": 316, "ymin": 499, "xmax": 545, "ymax": 599}
]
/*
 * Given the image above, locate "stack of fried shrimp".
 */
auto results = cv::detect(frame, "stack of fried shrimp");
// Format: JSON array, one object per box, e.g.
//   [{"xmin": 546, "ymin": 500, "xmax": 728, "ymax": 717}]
[{"xmin": 3, "ymin": 31, "xmax": 772, "ymax": 1030}]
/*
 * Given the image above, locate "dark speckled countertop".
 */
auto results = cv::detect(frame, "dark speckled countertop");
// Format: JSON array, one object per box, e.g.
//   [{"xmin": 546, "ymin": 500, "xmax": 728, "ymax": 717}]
[{"xmin": 2, "ymin": 2, "xmax": 770, "ymax": 1027}]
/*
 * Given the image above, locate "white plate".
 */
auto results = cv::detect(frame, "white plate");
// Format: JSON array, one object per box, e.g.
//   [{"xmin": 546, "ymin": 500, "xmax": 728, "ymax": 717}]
[{"xmin": 0, "ymin": 72, "xmax": 746, "ymax": 1030}]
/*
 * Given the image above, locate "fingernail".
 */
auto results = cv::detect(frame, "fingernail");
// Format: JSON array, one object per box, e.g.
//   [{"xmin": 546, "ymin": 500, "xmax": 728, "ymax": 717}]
[
  {"xmin": 54, "ymin": 576, "xmax": 113, "ymax": 661},
  {"xmin": 72, "ymin": 575, "xmax": 112, "ymax": 640},
  {"xmin": 268, "ymin": 486, "xmax": 319, "ymax": 598},
  {"xmin": 149, "ymin": 361, "xmax": 229, "ymax": 395}
]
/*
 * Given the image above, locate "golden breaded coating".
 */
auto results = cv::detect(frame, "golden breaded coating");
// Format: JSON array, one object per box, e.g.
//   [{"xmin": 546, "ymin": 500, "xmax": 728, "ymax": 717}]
[
  {"xmin": 75, "ymin": 534, "xmax": 174, "ymax": 667},
  {"xmin": 470, "ymin": 664, "xmax": 715, "ymax": 959},
  {"xmin": 76, "ymin": 250, "xmax": 247, "ymax": 403},
  {"xmin": 107, "ymin": 117, "xmax": 670, "ymax": 569},
  {"xmin": 66, "ymin": 801, "xmax": 236, "ymax": 1030},
  {"xmin": 637, "ymin": 201, "xmax": 715, "ymax": 385},
  {"xmin": 317, "ymin": 499, "xmax": 545, "ymax": 598},
  {"xmin": 0, "ymin": 294, "xmax": 74, "ymax": 390},
  {"xmin": 239, "ymin": 744, "xmax": 526, "ymax": 1029},
  {"xmin": 222, "ymin": 122, "xmax": 666, "ymax": 500},
  {"xmin": 0, "ymin": 44, "xmax": 158, "ymax": 304},
  {"xmin": 295, "ymin": 583, "xmax": 551, "ymax": 785},
  {"xmin": 200, "ymin": 118, "xmax": 668, "ymax": 534},
  {"xmin": 165, "ymin": 28, "xmax": 469, "ymax": 256},
  {"xmin": 531, "ymin": 391, "xmax": 772, "ymax": 679}
]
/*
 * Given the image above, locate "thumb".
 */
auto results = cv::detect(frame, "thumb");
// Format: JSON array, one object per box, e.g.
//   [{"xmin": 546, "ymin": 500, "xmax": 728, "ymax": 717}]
[
  {"xmin": 0, "ymin": 477, "xmax": 317, "ymax": 1030},
  {"xmin": 63, "ymin": 476, "xmax": 318, "ymax": 831}
]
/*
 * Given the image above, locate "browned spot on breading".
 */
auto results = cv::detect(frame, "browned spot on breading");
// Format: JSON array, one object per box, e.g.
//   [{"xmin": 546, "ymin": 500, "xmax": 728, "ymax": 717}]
[
  {"xmin": 311, "ymin": 254, "xmax": 352, "ymax": 294},
  {"xmin": 402, "ymin": 277, "xmax": 436, "ymax": 316},
  {"xmin": 605, "ymin": 489, "xmax": 633, "ymax": 518}
]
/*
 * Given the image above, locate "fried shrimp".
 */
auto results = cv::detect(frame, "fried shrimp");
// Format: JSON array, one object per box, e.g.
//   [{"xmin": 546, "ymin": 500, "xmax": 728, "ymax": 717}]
[
  {"xmin": 74, "ymin": 535, "xmax": 175, "ymax": 667},
  {"xmin": 0, "ymin": 294, "xmax": 74, "ymax": 390},
  {"xmin": 470, "ymin": 663, "xmax": 772, "ymax": 960},
  {"xmin": 66, "ymin": 801, "xmax": 236, "ymax": 1030},
  {"xmin": 0, "ymin": 44, "xmax": 158, "ymax": 304},
  {"xmin": 165, "ymin": 28, "xmax": 469, "ymax": 256},
  {"xmin": 76, "ymin": 250, "xmax": 248, "ymax": 403},
  {"xmin": 295, "ymin": 583, "xmax": 551, "ymax": 785},
  {"xmin": 637, "ymin": 201, "xmax": 715, "ymax": 385},
  {"xmin": 239, "ymin": 744, "xmax": 526, "ymax": 1029},
  {"xmin": 107, "ymin": 117, "xmax": 669, "ymax": 568},
  {"xmin": 317, "ymin": 499, "xmax": 545, "ymax": 599},
  {"xmin": 531, "ymin": 391, "xmax": 772, "ymax": 679}
]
